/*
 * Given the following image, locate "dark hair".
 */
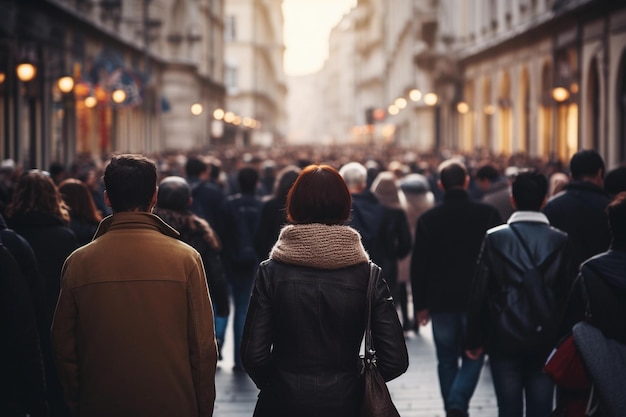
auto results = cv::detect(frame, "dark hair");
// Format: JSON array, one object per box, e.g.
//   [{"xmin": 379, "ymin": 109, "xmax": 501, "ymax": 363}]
[
  {"xmin": 104, "ymin": 154, "xmax": 157, "ymax": 212},
  {"xmin": 6, "ymin": 170, "xmax": 70, "ymax": 222},
  {"xmin": 287, "ymin": 164, "xmax": 351, "ymax": 225},
  {"xmin": 207, "ymin": 157, "xmax": 222, "ymax": 181},
  {"xmin": 59, "ymin": 178, "xmax": 103, "ymax": 224},
  {"xmin": 238, "ymin": 167, "xmax": 259, "ymax": 194},
  {"xmin": 476, "ymin": 165, "xmax": 500, "ymax": 182},
  {"xmin": 157, "ymin": 176, "xmax": 191, "ymax": 211},
  {"xmin": 438, "ymin": 159, "xmax": 467, "ymax": 190},
  {"xmin": 569, "ymin": 149, "xmax": 605, "ymax": 181},
  {"xmin": 274, "ymin": 165, "xmax": 301, "ymax": 202},
  {"xmin": 511, "ymin": 170, "xmax": 548, "ymax": 211},
  {"xmin": 185, "ymin": 156, "xmax": 207, "ymax": 178},
  {"xmin": 604, "ymin": 166, "xmax": 626, "ymax": 197},
  {"xmin": 607, "ymin": 192, "xmax": 626, "ymax": 243}
]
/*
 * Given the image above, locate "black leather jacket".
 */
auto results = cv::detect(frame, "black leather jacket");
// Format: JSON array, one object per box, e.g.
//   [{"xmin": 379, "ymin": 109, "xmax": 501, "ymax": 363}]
[
  {"xmin": 466, "ymin": 216, "xmax": 570, "ymax": 357},
  {"xmin": 241, "ymin": 261, "xmax": 408, "ymax": 417}
]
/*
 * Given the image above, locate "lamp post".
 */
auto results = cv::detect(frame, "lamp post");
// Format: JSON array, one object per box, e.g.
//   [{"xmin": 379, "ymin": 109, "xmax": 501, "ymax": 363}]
[{"xmin": 57, "ymin": 75, "xmax": 76, "ymax": 166}]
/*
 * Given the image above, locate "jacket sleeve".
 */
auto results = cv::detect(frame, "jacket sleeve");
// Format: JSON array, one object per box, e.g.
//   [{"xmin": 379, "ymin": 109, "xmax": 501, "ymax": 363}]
[
  {"xmin": 371, "ymin": 270, "xmax": 409, "ymax": 381},
  {"xmin": 187, "ymin": 252, "xmax": 218, "ymax": 417},
  {"xmin": 465, "ymin": 236, "xmax": 491, "ymax": 350},
  {"xmin": 51, "ymin": 260, "xmax": 80, "ymax": 417},
  {"xmin": 410, "ymin": 217, "xmax": 430, "ymax": 311},
  {"xmin": 241, "ymin": 266, "xmax": 274, "ymax": 389}
]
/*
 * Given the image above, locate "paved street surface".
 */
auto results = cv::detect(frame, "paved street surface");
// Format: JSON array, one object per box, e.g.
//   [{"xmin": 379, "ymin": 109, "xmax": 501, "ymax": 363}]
[{"xmin": 214, "ymin": 323, "xmax": 498, "ymax": 417}]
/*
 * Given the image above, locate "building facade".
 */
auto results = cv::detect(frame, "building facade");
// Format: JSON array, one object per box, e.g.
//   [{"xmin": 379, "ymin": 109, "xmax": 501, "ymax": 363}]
[
  {"xmin": 0, "ymin": 0, "xmax": 226, "ymax": 170},
  {"xmin": 223, "ymin": 0, "xmax": 286, "ymax": 147}
]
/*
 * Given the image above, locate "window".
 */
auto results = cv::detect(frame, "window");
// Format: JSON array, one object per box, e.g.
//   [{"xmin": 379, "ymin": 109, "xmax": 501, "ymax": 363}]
[
  {"xmin": 225, "ymin": 15, "xmax": 236, "ymax": 41},
  {"xmin": 225, "ymin": 64, "xmax": 238, "ymax": 92}
]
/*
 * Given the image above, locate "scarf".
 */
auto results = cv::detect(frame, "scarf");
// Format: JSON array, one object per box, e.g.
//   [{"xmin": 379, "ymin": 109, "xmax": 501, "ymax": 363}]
[{"xmin": 270, "ymin": 223, "xmax": 369, "ymax": 269}]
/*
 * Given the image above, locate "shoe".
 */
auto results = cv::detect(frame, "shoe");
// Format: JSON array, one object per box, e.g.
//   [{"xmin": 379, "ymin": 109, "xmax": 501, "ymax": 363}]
[{"xmin": 446, "ymin": 409, "xmax": 467, "ymax": 417}]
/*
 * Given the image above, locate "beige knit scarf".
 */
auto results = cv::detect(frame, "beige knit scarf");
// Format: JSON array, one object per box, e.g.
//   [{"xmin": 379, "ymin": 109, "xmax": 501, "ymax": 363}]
[{"xmin": 270, "ymin": 223, "xmax": 370, "ymax": 269}]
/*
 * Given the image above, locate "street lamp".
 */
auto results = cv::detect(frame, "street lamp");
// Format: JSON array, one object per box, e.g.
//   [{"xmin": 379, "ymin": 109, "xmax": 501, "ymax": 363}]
[
  {"xmin": 16, "ymin": 62, "xmax": 37, "ymax": 82},
  {"xmin": 112, "ymin": 88, "xmax": 127, "ymax": 104},
  {"xmin": 456, "ymin": 101, "xmax": 469, "ymax": 114},
  {"xmin": 191, "ymin": 103, "xmax": 203, "ymax": 116},
  {"xmin": 84, "ymin": 96, "xmax": 97, "ymax": 108},
  {"xmin": 0, "ymin": 72, "xmax": 5, "ymax": 84},
  {"xmin": 394, "ymin": 97, "xmax": 407, "ymax": 109},
  {"xmin": 423, "ymin": 93, "xmax": 438, "ymax": 106},
  {"xmin": 57, "ymin": 76, "xmax": 75, "ymax": 94},
  {"xmin": 213, "ymin": 108, "xmax": 225, "ymax": 120},
  {"xmin": 409, "ymin": 89, "xmax": 422, "ymax": 102},
  {"xmin": 551, "ymin": 87, "xmax": 570, "ymax": 103}
]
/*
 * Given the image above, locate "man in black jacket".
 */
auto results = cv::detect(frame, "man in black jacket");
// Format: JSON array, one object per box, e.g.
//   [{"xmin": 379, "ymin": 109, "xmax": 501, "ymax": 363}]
[
  {"xmin": 543, "ymin": 149, "xmax": 611, "ymax": 281},
  {"xmin": 411, "ymin": 159, "xmax": 501, "ymax": 417},
  {"xmin": 465, "ymin": 171, "xmax": 570, "ymax": 417}
]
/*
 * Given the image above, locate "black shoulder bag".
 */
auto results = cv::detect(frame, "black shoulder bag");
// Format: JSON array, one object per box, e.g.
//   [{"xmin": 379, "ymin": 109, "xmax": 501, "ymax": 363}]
[{"xmin": 360, "ymin": 262, "xmax": 401, "ymax": 417}]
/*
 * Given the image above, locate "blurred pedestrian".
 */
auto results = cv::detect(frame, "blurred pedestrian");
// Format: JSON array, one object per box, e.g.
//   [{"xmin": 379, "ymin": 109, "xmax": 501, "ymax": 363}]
[
  {"xmin": 185, "ymin": 156, "xmax": 225, "ymax": 228},
  {"xmin": 411, "ymin": 159, "xmax": 502, "ymax": 417},
  {"xmin": 241, "ymin": 164, "xmax": 408, "ymax": 417},
  {"xmin": 475, "ymin": 164, "xmax": 513, "ymax": 221},
  {"xmin": 339, "ymin": 162, "xmax": 397, "ymax": 272},
  {"xmin": 218, "ymin": 166, "xmax": 263, "ymax": 370},
  {"xmin": 370, "ymin": 171, "xmax": 412, "ymax": 305},
  {"xmin": 398, "ymin": 173, "xmax": 434, "ymax": 332},
  {"xmin": 153, "ymin": 176, "xmax": 230, "ymax": 360},
  {"xmin": 543, "ymin": 149, "xmax": 611, "ymax": 282},
  {"xmin": 5, "ymin": 170, "xmax": 79, "ymax": 417},
  {"xmin": 59, "ymin": 178, "xmax": 103, "ymax": 246},
  {"xmin": 52, "ymin": 154, "xmax": 217, "ymax": 417},
  {"xmin": 466, "ymin": 171, "xmax": 570, "ymax": 417},
  {"xmin": 254, "ymin": 165, "xmax": 301, "ymax": 261}
]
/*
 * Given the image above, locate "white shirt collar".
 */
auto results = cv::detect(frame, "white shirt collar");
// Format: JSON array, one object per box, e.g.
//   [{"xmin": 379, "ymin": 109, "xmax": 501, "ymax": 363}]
[{"xmin": 507, "ymin": 211, "xmax": 550, "ymax": 225}]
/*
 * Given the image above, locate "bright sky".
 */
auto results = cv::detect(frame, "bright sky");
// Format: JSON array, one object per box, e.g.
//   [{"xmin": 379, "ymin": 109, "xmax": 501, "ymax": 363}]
[{"xmin": 282, "ymin": 0, "xmax": 357, "ymax": 76}]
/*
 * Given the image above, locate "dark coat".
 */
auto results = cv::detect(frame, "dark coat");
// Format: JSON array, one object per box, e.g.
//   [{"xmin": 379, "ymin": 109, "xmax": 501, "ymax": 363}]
[
  {"xmin": 561, "ymin": 245, "xmax": 626, "ymax": 345},
  {"xmin": 7, "ymin": 212, "xmax": 79, "ymax": 321},
  {"xmin": 241, "ymin": 261, "xmax": 408, "ymax": 417},
  {"xmin": 68, "ymin": 218, "xmax": 98, "ymax": 246},
  {"xmin": 466, "ymin": 218, "xmax": 570, "ymax": 357},
  {"xmin": 254, "ymin": 196, "xmax": 287, "ymax": 261},
  {"xmin": 348, "ymin": 190, "xmax": 397, "ymax": 268},
  {"xmin": 189, "ymin": 178, "xmax": 225, "ymax": 228},
  {"xmin": 375, "ymin": 206, "xmax": 412, "ymax": 290},
  {"xmin": 543, "ymin": 181, "xmax": 612, "ymax": 280},
  {"xmin": 411, "ymin": 189, "xmax": 502, "ymax": 313}
]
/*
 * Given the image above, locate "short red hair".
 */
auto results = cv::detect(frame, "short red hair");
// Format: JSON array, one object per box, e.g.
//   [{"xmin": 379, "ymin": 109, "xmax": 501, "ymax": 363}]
[{"xmin": 287, "ymin": 164, "xmax": 351, "ymax": 225}]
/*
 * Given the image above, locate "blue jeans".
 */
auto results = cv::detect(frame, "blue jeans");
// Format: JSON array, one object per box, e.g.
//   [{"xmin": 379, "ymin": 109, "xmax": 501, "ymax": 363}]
[
  {"xmin": 226, "ymin": 262, "xmax": 256, "ymax": 368},
  {"xmin": 431, "ymin": 312, "xmax": 484, "ymax": 414},
  {"xmin": 490, "ymin": 355, "xmax": 554, "ymax": 417}
]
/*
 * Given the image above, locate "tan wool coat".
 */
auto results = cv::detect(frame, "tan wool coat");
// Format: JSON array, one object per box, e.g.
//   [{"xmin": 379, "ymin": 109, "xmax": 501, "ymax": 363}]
[{"xmin": 52, "ymin": 212, "xmax": 217, "ymax": 417}]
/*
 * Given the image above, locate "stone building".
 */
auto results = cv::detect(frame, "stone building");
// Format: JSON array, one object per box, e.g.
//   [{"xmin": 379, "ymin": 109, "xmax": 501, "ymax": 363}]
[
  {"xmin": 0, "ymin": 0, "xmax": 226, "ymax": 169},
  {"xmin": 223, "ymin": 0, "xmax": 286, "ymax": 147}
]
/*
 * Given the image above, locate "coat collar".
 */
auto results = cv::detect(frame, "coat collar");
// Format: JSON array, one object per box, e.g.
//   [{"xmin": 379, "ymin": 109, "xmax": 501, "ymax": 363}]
[
  {"xmin": 93, "ymin": 212, "xmax": 179, "ymax": 240},
  {"xmin": 507, "ymin": 211, "xmax": 550, "ymax": 225}
]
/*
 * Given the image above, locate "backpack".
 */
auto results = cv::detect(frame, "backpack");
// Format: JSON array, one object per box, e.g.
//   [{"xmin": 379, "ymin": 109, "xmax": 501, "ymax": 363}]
[{"xmin": 492, "ymin": 225, "xmax": 560, "ymax": 355}]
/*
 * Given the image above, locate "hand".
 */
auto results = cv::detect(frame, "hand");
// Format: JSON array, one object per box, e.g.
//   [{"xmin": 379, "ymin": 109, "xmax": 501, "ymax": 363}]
[
  {"xmin": 416, "ymin": 309, "xmax": 430, "ymax": 326},
  {"xmin": 465, "ymin": 347, "xmax": 484, "ymax": 360}
]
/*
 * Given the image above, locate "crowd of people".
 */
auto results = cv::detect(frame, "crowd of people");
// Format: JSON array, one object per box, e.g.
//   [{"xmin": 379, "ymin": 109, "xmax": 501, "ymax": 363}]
[{"xmin": 0, "ymin": 144, "xmax": 625, "ymax": 417}]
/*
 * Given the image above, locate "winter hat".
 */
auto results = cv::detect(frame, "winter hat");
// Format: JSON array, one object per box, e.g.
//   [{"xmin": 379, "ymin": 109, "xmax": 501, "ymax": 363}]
[{"xmin": 399, "ymin": 173, "xmax": 430, "ymax": 194}]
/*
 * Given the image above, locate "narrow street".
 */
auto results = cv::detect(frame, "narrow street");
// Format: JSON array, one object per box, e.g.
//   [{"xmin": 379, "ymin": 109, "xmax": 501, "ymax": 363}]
[{"xmin": 214, "ymin": 323, "xmax": 498, "ymax": 417}]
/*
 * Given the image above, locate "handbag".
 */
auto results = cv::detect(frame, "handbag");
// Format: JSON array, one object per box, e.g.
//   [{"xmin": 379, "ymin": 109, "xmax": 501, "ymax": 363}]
[{"xmin": 360, "ymin": 262, "xmax": 401, "ymax": 417}]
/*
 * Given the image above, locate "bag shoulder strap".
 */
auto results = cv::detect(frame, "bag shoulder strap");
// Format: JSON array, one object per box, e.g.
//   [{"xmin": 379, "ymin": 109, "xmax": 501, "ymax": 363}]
[{"xmin": 364, "ymin": 262, "xmax": 379, "ymax": 360}]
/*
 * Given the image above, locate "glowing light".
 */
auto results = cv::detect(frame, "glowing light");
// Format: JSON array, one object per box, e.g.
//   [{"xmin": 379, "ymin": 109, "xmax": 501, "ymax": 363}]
[
  {"xmin": 484, "ymin": 104, "xmax": 495, "ymax": 115},
  {"xmin": 394, "ymin": 97, "xmax": 407, "ymax": 109},
  {"xmin": 409, "ymin": 89, "xmax": 422, "ymax": 102},
  {"xmin": 16, "ymin": 62, "xmax": 37, "ymax": 82},
  {"xmin": 112, "ymin": 89, "xmax": 127, "ymax": 104},
  {"xmin": 191, "ymin": 103, "xmax": 203, "ymax": 115},
  {"xmin": 57, "ymin": 76, "xmax": 75, "ymax": 94},
  {"xmin": 552, "ymin": 87, "xmax": 570, "ymax": 103},
  {"xmin": 0, "ymin": 72, "xmax": 5, "ymax": 84},
  {"xmin": 388, "ymin": 105, "xmax": 399, "ymax": 116},
  {"xmin": 456, "ymin": 102, "xmax": 469, "ymax": 114},
  {"xmin": 84, "ymin": 96, "xmax": 97, "ymax": 108},
  {"xmin": 423, "ymin": 93, "xmax": 438, "ymax": 106},
  {"xmin": 224, "ymin": 112, "xmax": 235, "ymax": 123},
  {"xmin": 213, "ymin": 108, "xmax": 225, "ymax": 120}
]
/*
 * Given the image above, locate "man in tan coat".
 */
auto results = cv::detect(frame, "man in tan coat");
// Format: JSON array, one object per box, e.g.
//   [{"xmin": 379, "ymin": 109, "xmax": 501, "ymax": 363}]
[{"xmin": 52, "ymin": 154, "xmax": 217, "ymax": 417}]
